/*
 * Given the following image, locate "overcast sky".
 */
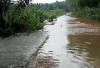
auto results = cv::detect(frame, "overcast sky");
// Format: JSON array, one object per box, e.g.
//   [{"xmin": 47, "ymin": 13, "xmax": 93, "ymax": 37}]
[
  {"xmin": 32, "ymin": 0, "xmax": 65, "ymax": 3},
  {"xmin": 13, "ymin": 0, "xmax": 65, "ymax": 4}
]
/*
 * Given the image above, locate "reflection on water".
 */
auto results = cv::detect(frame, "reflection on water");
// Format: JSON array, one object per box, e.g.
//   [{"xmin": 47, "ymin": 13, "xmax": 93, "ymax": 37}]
[
  {"xmin": 28, "ymin": 49, "xmax": 59, "ymax": 68},
  {"xmin": 27, "ymin": 15, "xmax": 100, "ymax": 68}
]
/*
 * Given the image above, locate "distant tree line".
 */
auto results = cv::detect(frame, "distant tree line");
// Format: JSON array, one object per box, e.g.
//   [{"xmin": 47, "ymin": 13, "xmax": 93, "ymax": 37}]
[{"xmin": 32, "ymin": 1, "xmax": 69, "ymax": 12}]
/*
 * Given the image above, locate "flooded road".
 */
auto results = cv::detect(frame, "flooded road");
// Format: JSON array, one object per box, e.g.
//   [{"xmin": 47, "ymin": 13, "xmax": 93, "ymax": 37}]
[{"xmin": 28, "ymin": 15, "xmax": 100, "ymax": 68}]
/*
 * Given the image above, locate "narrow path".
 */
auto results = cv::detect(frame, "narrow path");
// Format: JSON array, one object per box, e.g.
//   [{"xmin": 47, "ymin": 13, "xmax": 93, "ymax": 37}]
[{"xmin": 27, "ymin": 15, "xmax": 100, "ymax": 68}]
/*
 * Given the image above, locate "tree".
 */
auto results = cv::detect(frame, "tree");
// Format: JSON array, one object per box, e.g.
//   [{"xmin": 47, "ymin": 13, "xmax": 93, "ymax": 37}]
[{"xmin": 0, "ymin": 0, "xmax": 11, "ymax": 28}]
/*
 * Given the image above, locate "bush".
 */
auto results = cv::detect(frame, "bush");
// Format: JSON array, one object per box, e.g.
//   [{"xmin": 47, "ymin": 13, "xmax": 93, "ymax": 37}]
[
  {"xmin": 44, "ymin": 9, "xmax": 65, "ymax": 22},
  {"xmin": 67, "ymin": 0, "xmax": 100, "ymax": 22},
  {"xmin": 0, "ymin": 4, "xmax": 65, "ymax": 37},
  {"xmin": 72, "ymin": 7, "xmax": 100, "ymax": 22},
  {"xmin": 4, "ymin": 5, "xmax": 45, "ymax": 35}
]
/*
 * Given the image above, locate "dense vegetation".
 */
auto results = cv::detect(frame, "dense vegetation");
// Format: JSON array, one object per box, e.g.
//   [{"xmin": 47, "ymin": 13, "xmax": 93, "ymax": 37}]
[
  {"xmin": 0, "ymin": 0, "xmax": 66, "ymax": 37},
  {"xmin": 31, "ymin": 1, "xmax": 67, "ymax": 21},
  {"xmin": 32, "ymin": 1, "xmax": 69, "ymax": 12},
  {"xmin": 67, "ymin": 0, "xmax": 100, "ymax": 22}
]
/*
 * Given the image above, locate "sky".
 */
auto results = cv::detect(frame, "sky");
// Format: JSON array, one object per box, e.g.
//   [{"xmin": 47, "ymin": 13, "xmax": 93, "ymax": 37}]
[
  {"xmin": 32, "ymin": 0, "xmax": 65, "ymax": 4},
  {"xmin": 13, "ymin": 0, "xmax": 65, "ymax": 4}
]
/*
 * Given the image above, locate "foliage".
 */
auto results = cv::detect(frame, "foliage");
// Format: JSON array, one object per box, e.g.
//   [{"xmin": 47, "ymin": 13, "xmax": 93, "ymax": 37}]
[
  {"xmin": 0, "ymin": 1, "xmax": 66, "ymax": 37},
  {"xmin": 30, "ymin": 2, "xmax": 66, "ymax": 22},
  {"xmin": 5, "ymin": 5, "xmax": 45, "ymax": 34},
  {"xmin": 31, "ymin": 1, "xmax": 69, "ymax": 12},
  {"xmin": 45, "ymin": 9, "xmax": 65, "ymax": 22},
  {"xmin": 67, "ymin": 0, "xmax": 100, "ymax": 22}
]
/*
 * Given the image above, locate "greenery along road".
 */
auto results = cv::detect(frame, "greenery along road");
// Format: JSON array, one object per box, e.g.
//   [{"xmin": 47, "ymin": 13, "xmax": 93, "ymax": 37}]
[
  {"xmin": 0, "ymin": 0, "xmax": 66, "ymax": 37},
  {"xmin": 0, "ymin": 0, "xmax": 100, "ymax": 37},
  {"xmin": 66, "ymin": 0, "xmax": 100, "ymax": 22}
]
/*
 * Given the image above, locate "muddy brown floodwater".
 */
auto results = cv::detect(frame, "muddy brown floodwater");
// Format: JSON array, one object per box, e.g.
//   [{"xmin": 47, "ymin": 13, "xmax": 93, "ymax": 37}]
[{"xmin": 27, "ymin": 15, "xmax": 100, "ymax": 68}]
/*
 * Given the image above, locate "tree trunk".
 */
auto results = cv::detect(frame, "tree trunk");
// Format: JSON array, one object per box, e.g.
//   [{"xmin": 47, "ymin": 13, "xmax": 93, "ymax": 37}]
[{"xmin": 0, "ymin": 0, "xmax": 11, "ymax": 28}]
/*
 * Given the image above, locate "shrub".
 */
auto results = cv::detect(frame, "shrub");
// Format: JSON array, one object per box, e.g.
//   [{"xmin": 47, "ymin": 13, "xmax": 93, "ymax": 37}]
[{"xmin": 5, "ymin": 5, "xmax": 44, "ymax": 34}]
